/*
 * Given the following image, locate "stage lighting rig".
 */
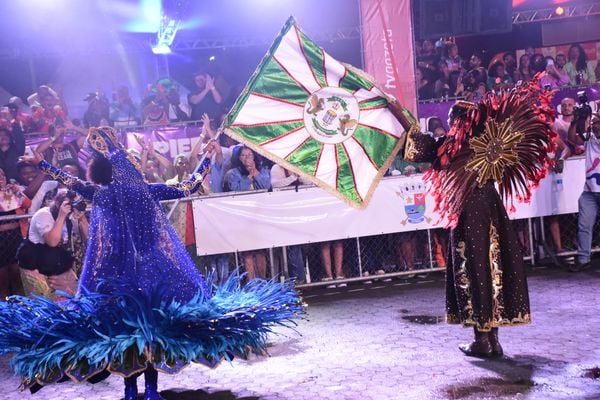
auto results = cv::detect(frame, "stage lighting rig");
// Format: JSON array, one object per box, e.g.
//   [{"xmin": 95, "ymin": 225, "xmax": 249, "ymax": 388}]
[
  {"xmin": 152, "ymin": 15, "xmax": 178, "ymax": 54},
  {"xmin": 151, "ymin": 0, "xmax": 190, "ymax": 55},
  {"xmin": 554, "ymin": 6, "xmax": 565, "ymax": 17}
]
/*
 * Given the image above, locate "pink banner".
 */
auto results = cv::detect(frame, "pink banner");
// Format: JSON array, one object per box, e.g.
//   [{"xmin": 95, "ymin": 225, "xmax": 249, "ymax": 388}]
[{"xmin": 360, "ymin": 0, "xmax": 418, "ymax": 117}]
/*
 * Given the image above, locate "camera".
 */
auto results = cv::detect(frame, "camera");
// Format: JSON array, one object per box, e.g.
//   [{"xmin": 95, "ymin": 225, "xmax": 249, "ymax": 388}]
[
  {"xmin": 66, "ymin": 190, "xmax": 87, "ymax": 212},
  {"xmin": 574, "ymin": 90, "xmax": 593, "ymax": 134}
]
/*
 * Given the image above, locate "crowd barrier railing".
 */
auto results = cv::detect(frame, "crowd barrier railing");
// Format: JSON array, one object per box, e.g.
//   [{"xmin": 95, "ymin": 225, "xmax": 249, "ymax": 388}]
[{"xmin": 160, "ymin": 155, "xmax": 598, "ymax": 287}]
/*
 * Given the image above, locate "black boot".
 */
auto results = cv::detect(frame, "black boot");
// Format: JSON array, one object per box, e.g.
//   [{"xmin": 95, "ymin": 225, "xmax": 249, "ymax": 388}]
[
  {"xmin": 459, "ymin": 327, "xmax": 494, "ymax": 358},
  {"xmin": 143, "ymin": 366, "xmax": 165, "ymax": 400},
  {"xmin": 489, "ymin": 327, "xmax": 503, "ymax": 357},
  {"xmin": 124, "ymin": 375, "xmax": 138, "ymax": 400}
]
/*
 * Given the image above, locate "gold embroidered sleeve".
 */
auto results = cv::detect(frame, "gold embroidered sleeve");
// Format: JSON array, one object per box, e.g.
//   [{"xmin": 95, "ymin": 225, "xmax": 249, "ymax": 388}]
[{"xmin": 39, "ymin": 160, "xmax": 81, "ymax": 187}]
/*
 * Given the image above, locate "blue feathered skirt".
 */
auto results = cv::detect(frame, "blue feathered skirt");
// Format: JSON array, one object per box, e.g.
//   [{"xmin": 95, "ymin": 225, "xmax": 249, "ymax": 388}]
[{"xmin": 0, "ymin": 274, "xmax": 304, "ymax": 391}]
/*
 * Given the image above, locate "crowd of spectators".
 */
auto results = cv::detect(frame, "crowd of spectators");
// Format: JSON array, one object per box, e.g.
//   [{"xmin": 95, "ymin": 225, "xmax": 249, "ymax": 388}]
[
  {"xmin": 0, "ymin": 67, "xmax": 229, "ymax": 297},
  {"xmin": 415, "ymin": 39, "xmax": 599, "ymax": 101},
  {"xmin": 0, "ymin": 72, "xmax": 230, "ymax": 146}
]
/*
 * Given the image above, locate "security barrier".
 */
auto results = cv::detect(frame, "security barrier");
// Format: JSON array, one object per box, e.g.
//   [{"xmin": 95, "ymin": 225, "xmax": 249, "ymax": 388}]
[{"xmin": 1, "ymin": 155, "xmax": 597, "ymax": 290}]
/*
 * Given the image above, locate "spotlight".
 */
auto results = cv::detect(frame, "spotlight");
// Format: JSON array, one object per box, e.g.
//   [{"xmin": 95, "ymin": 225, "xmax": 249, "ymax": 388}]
[
  {"xmin": 209, "ymin": 55, "xmax": 216, "ymax": 61},
  {"xmin": 152, "ymin": 15, "xmax": 179, "ymax": 55},
  {"xmin": 554, "ymin": 6, "xmax": 565, "ymax": 16},
  {"xmin": 151, "ymin": 43, "xmax": 172, "ymax": 55}
]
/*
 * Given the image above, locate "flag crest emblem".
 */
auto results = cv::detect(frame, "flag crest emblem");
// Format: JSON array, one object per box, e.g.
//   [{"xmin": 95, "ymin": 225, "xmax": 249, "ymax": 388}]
[{"xmin": 304, "ymin": 88, "xmax": 360, "ymax": 144}]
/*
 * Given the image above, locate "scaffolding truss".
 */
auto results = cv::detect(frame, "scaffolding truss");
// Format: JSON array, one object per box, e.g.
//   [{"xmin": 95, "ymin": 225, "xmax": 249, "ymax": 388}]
[
  {"xmin": 0, "ymin": 27, "xmax": 361, "ymax": 60},
  {"xmin": 3, "ymin": 4, "xmax": 599, "ymax": 60},
  {"xmin": 171, "ymin": 26, "xmax": 361, "ymax": 51},
  {"xmin": 512, "ymin": 2, "xmax": 600, "ymax": 24}
]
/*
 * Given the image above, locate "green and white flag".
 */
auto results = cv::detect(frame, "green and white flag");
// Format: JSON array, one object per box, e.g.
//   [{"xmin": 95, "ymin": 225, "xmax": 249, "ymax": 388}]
[{"xmin": 223, "ymin": 17, "xmax": 410, "ymax": 208}]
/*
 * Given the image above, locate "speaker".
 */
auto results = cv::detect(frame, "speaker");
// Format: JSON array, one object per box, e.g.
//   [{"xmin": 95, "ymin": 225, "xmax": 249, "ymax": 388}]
[
  {"xmin": 419, "ymin": 0, "xmax": 454, "ymax": 39},
  {"xmin": 475, "ymin": 0, "xmax": 512, "ymax": 34},
  {"xmin": 418, "ymin": 0, "xmax": 512, "ymax": 38},
  {"xmin": 452, "ymin": 0, "xmax": 478, "ymax": 35}
]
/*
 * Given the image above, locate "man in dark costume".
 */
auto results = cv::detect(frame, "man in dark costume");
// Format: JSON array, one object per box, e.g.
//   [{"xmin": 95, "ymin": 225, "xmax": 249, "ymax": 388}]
[{"xmin": 392, "ymin": 80, "xmax": 556, "ymax": 358}]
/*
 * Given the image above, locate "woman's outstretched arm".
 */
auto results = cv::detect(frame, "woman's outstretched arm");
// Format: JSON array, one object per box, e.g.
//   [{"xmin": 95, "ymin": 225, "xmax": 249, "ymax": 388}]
[
  {"xmin": 148, "ymin": 157, "xmax": 211, "ymax": 201},
  {"xmin": 24, "ymin": 149, "xmax": 98, "ymax": 201}
]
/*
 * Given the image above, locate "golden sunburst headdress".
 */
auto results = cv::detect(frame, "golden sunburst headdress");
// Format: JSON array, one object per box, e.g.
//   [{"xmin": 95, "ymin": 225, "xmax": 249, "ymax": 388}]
[
  {"xmin": 465, "ymin": 117, "xmax": 524, "ymax": 187},
  {"xmin": 425, "ymin": 78, "xmax": 557, "ymax": 227}
]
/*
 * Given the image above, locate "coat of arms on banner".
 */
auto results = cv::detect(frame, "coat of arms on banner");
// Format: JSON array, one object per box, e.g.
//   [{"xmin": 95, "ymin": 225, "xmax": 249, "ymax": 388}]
[
  {"xmin": 304, "ymin": 89, "xmax": 359, "ymax": 144},
  {"xmin": 396, "ymin": 180, "xmax": 431, "ymax": 225}
]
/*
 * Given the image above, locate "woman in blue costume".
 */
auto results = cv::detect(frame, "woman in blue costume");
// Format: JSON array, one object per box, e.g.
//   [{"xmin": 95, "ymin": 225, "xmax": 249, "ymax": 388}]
[{"xmin": 0, "ymin": 127, "xmax": 303, "ymax": 400}]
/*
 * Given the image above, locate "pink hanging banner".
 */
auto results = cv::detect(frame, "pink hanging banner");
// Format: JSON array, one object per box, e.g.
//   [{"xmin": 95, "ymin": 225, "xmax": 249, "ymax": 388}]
[{"xmin": 360, "ymin": 0, "xmax": 418, "ymax": 117}]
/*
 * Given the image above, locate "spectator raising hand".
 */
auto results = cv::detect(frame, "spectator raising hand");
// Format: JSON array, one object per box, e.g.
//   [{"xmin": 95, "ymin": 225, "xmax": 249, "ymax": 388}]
[
  {"xmin": 201, "ymin": 113, "xmax": 216, "ymax": 138},
  {"xmin": 137, "ymin": 135, "xmax": 171, "ymax": 183}
]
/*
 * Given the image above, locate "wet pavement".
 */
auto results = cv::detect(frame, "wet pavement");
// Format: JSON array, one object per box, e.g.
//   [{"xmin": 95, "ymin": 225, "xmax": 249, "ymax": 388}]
[{"xmin": 1, "ymin": 266, "xmax": 600, "ymax": 400}]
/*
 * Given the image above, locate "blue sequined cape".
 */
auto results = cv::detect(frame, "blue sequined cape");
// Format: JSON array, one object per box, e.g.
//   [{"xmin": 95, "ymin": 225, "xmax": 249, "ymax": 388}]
[
  {"xmin": 42, "ymin": 150, "xmax": 210, "ymax": 302},
  {"xmin": 0, "ymin": 130, "xmax": 303, "ymax": 390}
]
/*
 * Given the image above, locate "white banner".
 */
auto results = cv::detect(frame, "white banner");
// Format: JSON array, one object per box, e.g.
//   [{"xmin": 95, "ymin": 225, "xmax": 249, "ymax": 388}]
[
  {"xmin": 509, "ymin": 157, "xmax": 585, "ymax": 218},
  {"xmin": 193, "ymin": 157, "xmax": 587, "ymax": 255}
]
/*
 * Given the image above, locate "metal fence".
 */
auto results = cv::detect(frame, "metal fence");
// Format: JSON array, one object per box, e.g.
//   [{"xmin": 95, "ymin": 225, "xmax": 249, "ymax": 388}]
[
  {"xmin": 159, "ymin": 195, "xmax": 599, "ymax": 288},
  {"xmin": 2, "ymin": 202, "xmax": 597, "ymax": 292}
]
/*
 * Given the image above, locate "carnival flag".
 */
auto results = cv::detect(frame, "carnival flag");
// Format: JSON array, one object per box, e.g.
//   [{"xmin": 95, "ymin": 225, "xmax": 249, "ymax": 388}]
[{"xmin": 223, "ymin": 17, "xmax": 412, "ymax": 208}]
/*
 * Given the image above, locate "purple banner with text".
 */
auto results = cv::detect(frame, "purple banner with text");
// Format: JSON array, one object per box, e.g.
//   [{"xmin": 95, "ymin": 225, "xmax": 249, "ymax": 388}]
[{"xmin": 123, "ymin": 126, "xmax": 203, "ymax": 164}]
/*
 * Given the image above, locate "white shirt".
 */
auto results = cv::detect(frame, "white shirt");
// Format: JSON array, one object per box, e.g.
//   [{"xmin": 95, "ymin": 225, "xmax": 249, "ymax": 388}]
[
  {"xmin": 29, "ymin": 180, "xmax": 59, "ymax": 213},
  {"xmin": 584, "ymin": 134, "xmax": 600, "ymax": 193},
  {"xmin": 29, "ymin": 207, "xmax": 68, "ymax": 245},
  {"xmin": 270, "ymin": 164, "xmax": 312, "ymax": 188},
  {"xmin": 553, "ymin": 117, "xmax": 571, "ymax": 143}
]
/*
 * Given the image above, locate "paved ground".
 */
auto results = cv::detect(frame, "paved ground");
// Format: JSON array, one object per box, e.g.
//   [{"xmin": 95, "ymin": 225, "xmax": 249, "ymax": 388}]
[{"xmin": 2, "ymin": 265, "xmax": 600, "ymax": 400}]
